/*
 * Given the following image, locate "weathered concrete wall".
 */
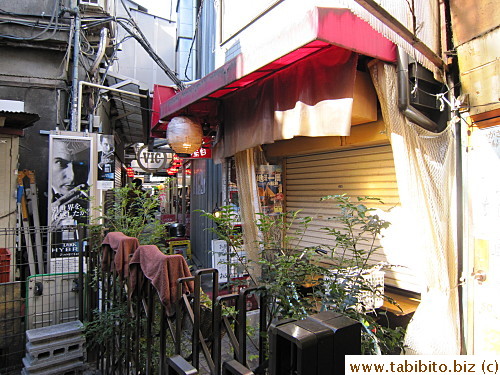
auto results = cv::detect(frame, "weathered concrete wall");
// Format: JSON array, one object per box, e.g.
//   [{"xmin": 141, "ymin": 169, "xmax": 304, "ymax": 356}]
[
  {"xmin": 450, "ymin": 0, "xmax": 499, "ymax": 116},
  {"xmin": 0, "ymin": 46, "xmax": 69, "ymax": 225},
  {"xmin": 0, "ymin": 137, "xmax": 19, "ymax": 231},
  {"xmin": 456, "ymin": 29, "xmax": 500, "ymax": 116},
  {"xmin": 0, "ymin": 47, "xmax": 67, "ymax": 80},
  {"xmin": 0, "ymin": 0, "xmax": 72, "ymax": 17}
]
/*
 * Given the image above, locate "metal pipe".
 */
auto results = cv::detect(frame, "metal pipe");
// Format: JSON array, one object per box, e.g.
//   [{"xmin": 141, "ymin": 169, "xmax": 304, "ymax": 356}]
[
  {"xmin": 397, "ymin": 48, "xmax": 438, "ymax": 131},
  {"xmin": 181, "ymin": 162, "xmax": 187, "ymax": 224},
  {"xmin": 70, "ymin": 9, "xmax": 81, "ymax": 132},
  {"xmin": 455, "ymin": 111, "xmax": 465, "ymax": 354},
  {"xmin": 78, "ymin": 226, "xmax": 84, "ymax": 322}
]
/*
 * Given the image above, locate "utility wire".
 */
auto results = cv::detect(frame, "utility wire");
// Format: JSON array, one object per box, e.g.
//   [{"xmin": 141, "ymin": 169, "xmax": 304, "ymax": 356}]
[
  {"xmin": 184, "ymin": 0, "xmax": 204, "ymax": 81},
  {"xmin": 0, "ymin": 0, "xmax": 60, "ymax": 41},
  {"xmin": 118, "ymin": 0, "xmax": 184, "ymax": 90}
]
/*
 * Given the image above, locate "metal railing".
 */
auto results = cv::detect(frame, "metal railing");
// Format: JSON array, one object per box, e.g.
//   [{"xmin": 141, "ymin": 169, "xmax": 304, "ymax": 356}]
[{"xmin": 88, "ymin": 237, "xmax": 267, "ymax": 375}]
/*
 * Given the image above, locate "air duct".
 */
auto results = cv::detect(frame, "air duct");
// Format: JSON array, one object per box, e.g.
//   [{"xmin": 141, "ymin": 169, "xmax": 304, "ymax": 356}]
[
  {"xmin": 90, "ymin": 28, "xmax": 109, "ymax": 75},
  {"xmin": 397, "ymin": 48, "xmax": 438, "ymax": 132}
]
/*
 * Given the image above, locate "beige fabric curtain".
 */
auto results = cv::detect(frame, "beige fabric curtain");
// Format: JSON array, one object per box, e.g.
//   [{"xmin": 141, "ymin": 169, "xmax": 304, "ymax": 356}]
[
  {"xmin": 234, "ymin": 148, "xmax": 262, "ymax": 280},
  {"xmin": 336, "ymin": 0, "xmax": 441, "ymax": 77},
  {"xmin": 214, "ymin": 47, "xmax": 358, "ymax": 162},
  {"xmin": 369, "ymin": 61, "xmax": 460, "ymax": 354}
]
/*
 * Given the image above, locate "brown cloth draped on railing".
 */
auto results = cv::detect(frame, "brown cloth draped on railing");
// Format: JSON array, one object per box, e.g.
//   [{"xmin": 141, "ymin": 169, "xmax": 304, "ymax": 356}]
[
  {"xmin": 101, "ymin": 232, "xmax": 140, "ymax": 279},
  {"xmin": 129, "ymin": 245, "xmax": 194, "ymax": 315}
]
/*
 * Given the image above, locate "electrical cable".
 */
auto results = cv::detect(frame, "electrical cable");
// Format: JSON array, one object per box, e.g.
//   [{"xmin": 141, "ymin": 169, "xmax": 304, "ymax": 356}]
[
  {"xmin": 117, "ymin": 0, "xmax": 184, "ymax": 90},
  {"xmin": 92, "ymin": 34, "xmax": 134, "ymax": 113},
  {"xmin": 117, "ymin": 18, "xmax": 184, "ymax": 89},
  {"xmin": 108, "ymin": 96, "xmax": 156, "ymax": 112},
  {"xmin": 79, "ymin": 32, "xmax": 95, "ymax": 56},
  {"xmin": 184, "ymin": 0, "xmax": 204, "ymax": 81},
  {"xmin": 0, "ymin": 0, "xmax": 59, "ymax": 41}
]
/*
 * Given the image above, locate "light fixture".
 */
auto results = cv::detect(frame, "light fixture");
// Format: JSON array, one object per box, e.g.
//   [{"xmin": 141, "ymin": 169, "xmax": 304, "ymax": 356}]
[
  {"xmin": 212, "ymin": 204, "xmax": 222, "ymax": 219},
  {"xmin": 166, "ymin": 116, "xmax": 203, "ymax": 156}
]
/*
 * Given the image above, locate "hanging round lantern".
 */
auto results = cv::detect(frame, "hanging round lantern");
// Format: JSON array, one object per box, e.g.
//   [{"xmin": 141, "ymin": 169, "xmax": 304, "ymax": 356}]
[{"xmin": 166, "ymin": 116, "xmax": 203, "ymax": 156}]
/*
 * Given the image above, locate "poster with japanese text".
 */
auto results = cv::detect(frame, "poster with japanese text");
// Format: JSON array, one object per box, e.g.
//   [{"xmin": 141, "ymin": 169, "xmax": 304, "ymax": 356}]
[
  {"xmin": 97, "ymin": 134, "xmax": 115, "ymax": 190},
  {"xmin": 256, "ymin": 165, "xmax": 283, "ymax": 215},
  {"xmin": 48, "ymin": 134, "xmax": 93, "ymax": 273}
]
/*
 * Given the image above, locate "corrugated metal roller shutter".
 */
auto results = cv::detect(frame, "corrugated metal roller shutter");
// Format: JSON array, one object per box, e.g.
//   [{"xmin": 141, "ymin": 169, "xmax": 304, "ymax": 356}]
[{"xmin": 285, "ymin": 144, "xmax": 420, "ymax": 292}]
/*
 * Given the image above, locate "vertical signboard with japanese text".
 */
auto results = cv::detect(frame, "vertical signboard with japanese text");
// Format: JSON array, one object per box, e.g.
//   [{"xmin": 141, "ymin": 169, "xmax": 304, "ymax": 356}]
[
  {"xmin": 97, "ymin": 134, "xmax": 115, "ymax": 190},
  {"xmin": 256, "ymin": 165, "xmax": 283, "ymax": 215},
  {"xmin": 48, "ymin": 134, "xmax": 93, "ymax": 273}
]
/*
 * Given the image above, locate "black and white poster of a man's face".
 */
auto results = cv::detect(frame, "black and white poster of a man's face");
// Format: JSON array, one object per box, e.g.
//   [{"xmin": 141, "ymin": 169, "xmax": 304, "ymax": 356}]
[
  {"xmin": 97, "ymin": 134, "xmax": 115, "ymax": 190},
  {"xmin": 49, "ymin": 136, "xmax": 91, "ymax": 227},
  {"xmin": 48, "ymin": 135, "xmax": 92, "ymax": 273}
]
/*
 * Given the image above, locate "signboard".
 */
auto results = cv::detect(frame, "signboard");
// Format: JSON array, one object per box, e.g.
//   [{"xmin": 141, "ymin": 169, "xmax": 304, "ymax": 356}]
[
  {"xmin": 97, "ymin": 134, "xmax": 115, "ymax": 190},
  {"xmin": 212, "ymin": 240, "xmax": 230, "ymax": 282},
  {"xmin": 211, "ymin": 239, "xmax": 246, "ymax": 283},
  {"xmin": 136, "ymin": 145, "xmax": 172, "ymax": 172},
  {"xmin": 190, "ymin": 147, "xmax": 212, "ymax": 159},
  {"xmin": 48, "ymin": 134, "xmax": 93, "ymax": 273},
  {"xmin": 256, "ymin": 165, "xmax": 283, "ymax": 215}
]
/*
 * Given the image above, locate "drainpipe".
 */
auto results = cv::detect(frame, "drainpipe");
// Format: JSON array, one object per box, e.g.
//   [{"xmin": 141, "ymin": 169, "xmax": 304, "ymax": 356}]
[
  {"xmin": 70, "ymin": 8, "xmax": 81, "ymax": 132},
  {"xmin": 453, "ymin": 87, "xmax": 465, "ymax": 354},
  {"xmin": 397, "ymin": 48, "xmax": 438, "ymax": 132}
]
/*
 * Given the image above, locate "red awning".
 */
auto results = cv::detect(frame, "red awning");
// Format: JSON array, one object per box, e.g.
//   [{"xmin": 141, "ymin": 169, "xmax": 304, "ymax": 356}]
[{"xmin": 152, "ymin": 7, "xmax": 396, "ymax": 137}]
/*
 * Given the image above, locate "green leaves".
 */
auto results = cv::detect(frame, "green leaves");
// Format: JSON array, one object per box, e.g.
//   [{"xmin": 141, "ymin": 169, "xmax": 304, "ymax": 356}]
[
  {"xmin": 87, "ymin": 180, "xmax": 172, "ymax": 254},
  {"xmin": 200, "ymin": 194, "xmax": 405, "ymax": 354},
  {"xmin": 320, "ymin": 194, "xmax": 390, "ymax": 269}
]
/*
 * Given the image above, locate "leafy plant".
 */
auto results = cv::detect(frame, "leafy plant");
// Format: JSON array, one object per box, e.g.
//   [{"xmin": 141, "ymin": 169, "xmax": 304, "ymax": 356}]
[
  {"xmin": 255, "ymin": 211, "xmax": 326, "ymax": 320},
  {"xmin": 318, "ymin": 194, "xmax": 405, "ymax": 354},
  {"xmin": 197, "ymin": 205, "xmax": 255, "ymax": 287},
  {"xmin": 320, "ymin": 194, "xmax": 391, "ymax": 268},
  {"xmin": 92, "ymin": 182, "xmax": 169, "ymax": 251},
  {"xmin": 200, "ymin": 195, "xmax": 406, "ymax": 355}
]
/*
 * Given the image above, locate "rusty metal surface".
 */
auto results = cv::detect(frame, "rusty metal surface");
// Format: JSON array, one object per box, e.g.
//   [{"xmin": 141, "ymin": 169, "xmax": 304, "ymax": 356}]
[{"xmin": 450, "ymin": 0, "xmax": 499, "ymax": 46}]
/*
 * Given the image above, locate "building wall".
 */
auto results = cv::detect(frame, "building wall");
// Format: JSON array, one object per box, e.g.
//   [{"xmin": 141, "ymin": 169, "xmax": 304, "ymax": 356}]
[
  {"xmin": 0, "ymin": 46, "xmax": 69, "ymax": 225},
  {"xmin": 176, "ymin": 0, "xmax": 197, "ymax": 81},
  {"xmin": 115, "ymin": 7, "xmax": 177, "ymax": 90},
  {"xmin": 450, "ymin": 0, "xmax": 500, "ymax": 354},
  {"xmin": 450, "ymin": 0, "xmax": 499, "ymax": 46},
  {"xmin": 450, "ymin": 0, "xmax": 500, "ymax": 116}
]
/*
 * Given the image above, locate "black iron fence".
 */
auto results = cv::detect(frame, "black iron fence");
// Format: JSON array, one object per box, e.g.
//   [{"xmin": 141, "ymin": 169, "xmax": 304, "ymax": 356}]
[
  {"xmin": 88, "ymin": 237, "xmax": 267, "ymax": 375},
  {"xmin": 0, "ymin": 225, "xmax": 362, "ymax": 375}
]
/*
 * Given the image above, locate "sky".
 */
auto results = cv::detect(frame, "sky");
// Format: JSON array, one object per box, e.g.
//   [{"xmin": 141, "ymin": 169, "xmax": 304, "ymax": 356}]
[{"xmin": 132, "ymin": 0, "xmax": 176, "ymax": 20}]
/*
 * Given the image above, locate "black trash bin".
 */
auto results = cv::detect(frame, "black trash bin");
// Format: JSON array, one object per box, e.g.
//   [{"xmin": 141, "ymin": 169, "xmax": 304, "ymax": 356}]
[{"xmin": 269, "ymin": 311, "xmax": 361, "ymax": 375}]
